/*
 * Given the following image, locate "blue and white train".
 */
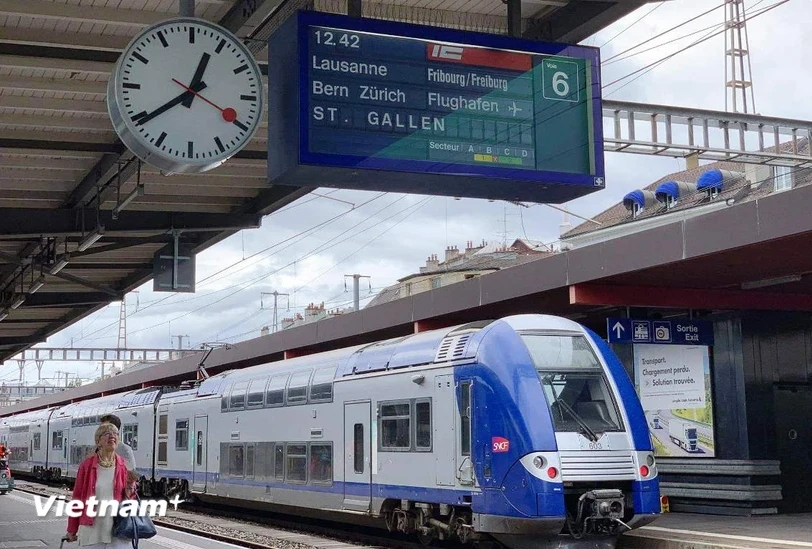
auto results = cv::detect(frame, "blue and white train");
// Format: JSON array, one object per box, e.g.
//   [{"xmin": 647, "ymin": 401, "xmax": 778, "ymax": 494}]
[{"xmin": 0, "ymin": 315, "xmax": 659, "ymax": 548}]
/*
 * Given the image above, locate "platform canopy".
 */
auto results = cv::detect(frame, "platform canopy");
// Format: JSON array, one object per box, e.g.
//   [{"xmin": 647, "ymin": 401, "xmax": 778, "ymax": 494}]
[{"xmin": 0, "ymin": 0, "xmax": 657, "ymax": 363}]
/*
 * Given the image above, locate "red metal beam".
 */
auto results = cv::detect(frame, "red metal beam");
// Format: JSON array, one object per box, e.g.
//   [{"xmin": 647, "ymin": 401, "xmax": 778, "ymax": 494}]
[{"xmin": 569, "ymin": 283, "xmax": 812, "ymax": 311}]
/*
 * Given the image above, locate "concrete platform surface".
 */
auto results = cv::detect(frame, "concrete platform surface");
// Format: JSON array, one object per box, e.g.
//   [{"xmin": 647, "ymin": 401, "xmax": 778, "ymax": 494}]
[
  {"xmin": 0, "ymin": 491, "xmax": 242, "ymax": 549},
  {"xmin": 620, "ymin": 511, "xmax": 812, "ymax": 549}
]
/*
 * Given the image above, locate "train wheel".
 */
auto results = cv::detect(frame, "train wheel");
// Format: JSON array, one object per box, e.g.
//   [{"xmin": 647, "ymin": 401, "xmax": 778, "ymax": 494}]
[{"xmin": 417, "ymin": 532, "xmax": 435, "ymax": 547}]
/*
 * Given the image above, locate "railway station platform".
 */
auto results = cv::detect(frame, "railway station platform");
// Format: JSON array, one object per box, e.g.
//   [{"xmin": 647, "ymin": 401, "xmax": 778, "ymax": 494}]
[
  {"xmin": 619, "ymin": 511, "xmax": 812, "ymax": 549},
  {"xmin": 0, "ymin": 490, "xmax": 240, "ymax": 549}
]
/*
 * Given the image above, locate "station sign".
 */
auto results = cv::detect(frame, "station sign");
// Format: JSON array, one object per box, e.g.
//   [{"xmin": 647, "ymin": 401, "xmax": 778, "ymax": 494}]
[
  {"xmin": 606, "ymin": 318, "xmax": 714, "ymax": 346},
  {"xmin": 267, "ymin": 11, "xmax": 604, "ymax": 203}
]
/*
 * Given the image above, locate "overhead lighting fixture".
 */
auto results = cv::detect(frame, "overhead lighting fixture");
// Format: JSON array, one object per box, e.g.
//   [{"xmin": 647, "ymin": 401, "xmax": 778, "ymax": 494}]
[
  {"xmin": 77, "ymin": 226, "xmax": 104, "ymax": 252},
  {"xmin": 741, "ymin": 274, "xmax": 802, "ymax": 290},
  {"xmin": 28, "ymin": 276, "xmax": 46, "ymax": 294},
  {"xmin": 0, "ymin": 309, "xmax": 8, "ymax": 322},
  {"xmin": 113, "ymin": 185, "xmax": 144, "ymax": 219},
  {"xmin": 10, "ymin": 295, "xmax": 25, "ymax": 310},
  {"xmin": 49, "ymin": 254, "xmax": 70, "ymax": 275}
]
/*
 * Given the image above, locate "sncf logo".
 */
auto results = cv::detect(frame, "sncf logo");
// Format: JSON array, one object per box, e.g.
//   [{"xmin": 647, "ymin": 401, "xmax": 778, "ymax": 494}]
[
  {"xmin": 491, "ymin": 436, "xmax": 510, "ymax": 453},
  {"xmin": 428, "ymin": 44, "xmax": 464, "ymax": 61}
]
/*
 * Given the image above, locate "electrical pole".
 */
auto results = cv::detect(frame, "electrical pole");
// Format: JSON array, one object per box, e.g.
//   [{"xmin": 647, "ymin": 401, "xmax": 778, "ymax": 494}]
[
  {"xmin": 344, "ymin": 274, "xmax": 371, "ymax": 312},
  {"xmin": 261, "ymin": 291, "xmax": 290, "ymax": 333},
  {"xmin": 724, "ymin": 0, "xmax": 756, "ymax": 113},
  {"xmin": 172, "ymin": 335, "xmax": 189, "ymax": 350},
  {"xmin": 16, "ymin": 360, "xmax": 24, "ymax": 383},
  {"xmin": 36, "ymin": 360, "xmax": 44, "ymax": 382}
]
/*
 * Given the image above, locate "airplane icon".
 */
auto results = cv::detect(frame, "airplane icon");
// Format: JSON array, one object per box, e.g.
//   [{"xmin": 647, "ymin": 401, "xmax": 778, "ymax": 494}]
[{"xmin": 508, "ymin": 101, "xmax": 522, "ymax": 117}]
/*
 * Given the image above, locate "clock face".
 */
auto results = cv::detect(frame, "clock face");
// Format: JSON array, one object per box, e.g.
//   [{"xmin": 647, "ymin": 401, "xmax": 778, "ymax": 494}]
[{"xmin": 108, "ymin": 18, "xmax": 263, "ymax": 173}]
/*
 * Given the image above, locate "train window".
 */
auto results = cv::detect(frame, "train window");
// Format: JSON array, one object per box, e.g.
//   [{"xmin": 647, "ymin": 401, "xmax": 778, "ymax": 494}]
[
  {"xmin": 158, "ymin": 414, "xmax": 168, "ymax": 435},
  {"xmin": 122, "ymin": 424, "xmax": 138, "ymax": 451},
  {"xmin": 230, "ymin": 381, "xmax": 249, "ymax": 410},
  {"xmin": 33, "ymin": 433, "xmax": 40, "ymax": 451},
  {"xmin": 247, "ymin": 377, "xmax": 268, "ymax": 408},
  {"xmin": 228, "ymin": 445, "xmax": 245, "ymax": 477},
  {"xmin": 266, "ymin": 375, "xmax": 288, "ymax": 407},
  {"xmin": 51, "ymin": 431, "xmax": 63, "ymax": 451},
  {"xmin": 521, "ymin": 334, "xmax": 602, "ymax": 371},
  {"xmin": 353, "ymin": 424, "xmax": 364, "ymax": 473},
  {"xmin": 221, "ymin": 388, "xmax": 230, "ymax": 412},
  {"xmin": 286, "ymin": 371, "xmax": 311, "ymax": 405},
  {"xmin": 274, "ymin": 444, "xmax": 284, "ymax": 480},
  {"xmin": 310, "ymin": 443, "xmax": 332, "ymax": 484},
  {"xmin": 157, "ymin": 442, "xmax": 167, "ymax": 464},
  {"xmin": 175, "ymin": 420, "xmax": 189, "ymax": 451},
  {"xmin": 285, "ymin": 444, "xmax": 307, "ymax": 483},
  {"xmin": 379, "ymin": 402, "xmax": 411, "ymax": 450},
  {"xmin": 246, "ymin": 444, "xmax": 255, "ymax": 479},
  {"xmin": 309, "ymin": 367, "xmax": 336, "ymax": 403},
  {"xmin": 415, "ymin": 400, "xmax": 432, "ymax": 451},
  {"xmin": 460, "ymin": 382, "xmax": 472, "ymax": 457}
]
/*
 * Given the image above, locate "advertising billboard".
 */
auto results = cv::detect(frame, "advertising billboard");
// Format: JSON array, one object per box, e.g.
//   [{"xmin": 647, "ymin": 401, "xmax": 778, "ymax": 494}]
[{"xmin": 634, "ymin": 344, "xmax": 715, "ymax": 458}]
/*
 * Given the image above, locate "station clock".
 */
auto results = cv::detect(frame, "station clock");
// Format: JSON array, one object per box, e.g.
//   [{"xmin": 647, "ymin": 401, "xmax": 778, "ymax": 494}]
[{"xmin": 107, "ymin": 18, "xmax": 264, "ymax": 174}]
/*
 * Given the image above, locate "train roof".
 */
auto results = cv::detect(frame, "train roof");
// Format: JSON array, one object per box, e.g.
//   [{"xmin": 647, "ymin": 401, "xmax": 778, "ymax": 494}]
[
  {"xmin": 50, "ymin": 387, "xmax": 162, "ymax": 418},
  {"xmin": 0, "ymin": 406, "xmax": 53, "ymax": 428},
  {"xmin": 196, "ymin": 320, "xmax": 496, "ymax": 396}
]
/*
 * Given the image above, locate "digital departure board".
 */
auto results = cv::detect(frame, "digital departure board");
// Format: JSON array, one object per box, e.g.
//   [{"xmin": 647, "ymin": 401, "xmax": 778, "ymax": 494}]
[{"xmin": 267, "ymin": 12, "xmax": 605, "ymax": 203}]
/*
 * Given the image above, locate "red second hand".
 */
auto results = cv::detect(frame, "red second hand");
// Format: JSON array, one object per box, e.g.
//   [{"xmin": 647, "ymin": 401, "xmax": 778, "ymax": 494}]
[{"xmin": 172, "ymin": 78, "xmax": 237, "ymax": 123}]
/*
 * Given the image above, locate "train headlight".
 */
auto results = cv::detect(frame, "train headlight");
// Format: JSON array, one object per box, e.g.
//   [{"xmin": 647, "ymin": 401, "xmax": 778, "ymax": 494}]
[
  {"xmin": 533, "ymin": 456, "xmax": 545, "ymax": 469},
  {"xmin": 646, "ymin": 454, "xmax": 655, "ymax": 467}
]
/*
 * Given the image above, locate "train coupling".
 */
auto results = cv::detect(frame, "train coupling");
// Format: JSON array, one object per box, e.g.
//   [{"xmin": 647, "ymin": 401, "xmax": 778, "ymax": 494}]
[{"xmin": 568, "ymin": 489, "xmax": 627, "ymax": 537}]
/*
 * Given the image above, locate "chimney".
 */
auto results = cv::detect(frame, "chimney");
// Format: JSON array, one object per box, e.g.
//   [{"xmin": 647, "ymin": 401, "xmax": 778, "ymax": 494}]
[
  {"xmin": 422, "ymin": 254, "xmax": 440, "ymax": 273},
  {"xmin": 260, "ymin": 326, "xmax": 269, "ymax": 337},
  {"xmin": 445, "ymin": 245, "xmax": 460, "ymax": 262}
]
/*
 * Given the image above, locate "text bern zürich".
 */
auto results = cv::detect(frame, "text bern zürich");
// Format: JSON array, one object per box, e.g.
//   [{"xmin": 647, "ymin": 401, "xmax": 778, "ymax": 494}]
[{"xmin": 310, "ymin": 51, "xmax": 524, "ymax": 133}]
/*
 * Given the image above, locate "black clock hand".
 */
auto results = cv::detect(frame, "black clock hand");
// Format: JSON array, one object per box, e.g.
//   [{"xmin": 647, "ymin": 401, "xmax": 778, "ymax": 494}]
[
  {"xmin": 182, "ymin": 53, "xmax": 210, "ymax": 108},
  {"xmin": 135, "ymin": 81, "xmax": 207, "ymax": 126}
]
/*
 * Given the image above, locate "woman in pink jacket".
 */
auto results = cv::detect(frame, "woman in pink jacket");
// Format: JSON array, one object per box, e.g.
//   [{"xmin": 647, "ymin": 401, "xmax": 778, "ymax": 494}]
[{"xmin": 66, "ymin": 423, "xmax": 136, "ymax": 548}]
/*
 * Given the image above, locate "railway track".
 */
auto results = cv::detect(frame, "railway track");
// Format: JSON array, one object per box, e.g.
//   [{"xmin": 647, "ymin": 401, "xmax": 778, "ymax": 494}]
[{"xmin": 13, "ymin": 480, "xmax": 432, "ymax": 549}]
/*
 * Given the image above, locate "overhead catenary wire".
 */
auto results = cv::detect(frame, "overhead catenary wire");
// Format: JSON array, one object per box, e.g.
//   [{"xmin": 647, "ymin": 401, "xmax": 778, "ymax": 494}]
[{"xmin": 599, "ymin": 2, "xmax": 667, "ymax": 49}]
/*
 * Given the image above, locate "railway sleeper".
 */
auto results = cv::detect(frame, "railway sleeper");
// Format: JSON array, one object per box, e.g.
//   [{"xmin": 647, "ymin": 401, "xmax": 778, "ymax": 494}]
[{"xmin": 383, "ymin": 500, "xmax": 476, "ymax": 545}]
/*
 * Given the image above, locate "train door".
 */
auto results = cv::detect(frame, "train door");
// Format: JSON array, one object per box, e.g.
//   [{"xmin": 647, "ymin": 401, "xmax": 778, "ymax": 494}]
[
  {"xmin": 434, "ymin": 375, "xmax": 457, "ymax": 486},
  {"xmin": 343, "ymin": 401, "xmax": 371, "ymax": 512},
  {"xmin": 192, "ymin": 416, "xmax": 208, "ymax": 493}
]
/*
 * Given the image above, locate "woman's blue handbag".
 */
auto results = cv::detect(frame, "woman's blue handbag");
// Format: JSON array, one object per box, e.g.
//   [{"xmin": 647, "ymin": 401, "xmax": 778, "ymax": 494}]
[{"xmin": 113, "ymin": 494, "xmax": 157, "ymax": 549}]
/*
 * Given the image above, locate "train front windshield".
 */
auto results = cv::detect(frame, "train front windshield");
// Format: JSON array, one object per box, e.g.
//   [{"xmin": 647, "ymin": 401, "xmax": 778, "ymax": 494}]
[{"xmin": 521, "ymin": 334, "xmax": 624, "ymax": 437}]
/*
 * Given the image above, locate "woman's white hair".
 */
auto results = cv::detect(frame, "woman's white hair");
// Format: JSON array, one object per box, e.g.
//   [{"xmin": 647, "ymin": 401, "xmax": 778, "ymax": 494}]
[{"xmin": 95, "ymin": 422, "xmax": 119, "ymax": 446}]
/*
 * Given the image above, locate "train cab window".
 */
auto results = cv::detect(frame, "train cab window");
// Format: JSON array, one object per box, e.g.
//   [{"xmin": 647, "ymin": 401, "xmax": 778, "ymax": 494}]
[
  {"xmin": 286, "ymin": 371, "xmax": 311, "ymax": 405},
  {"xmin": 285, "ymin": 444, "xmax": 307, "ymax": 483},
  {"xmin": 522, "ymin": 334, "xmax": 624, "ymax": 435},
  {"xmin": 309, "ymin": 367, "xmax": 336, "ymax": 403},
  {"xmin": 309, "ymin": 443, "xmax": 332, "ymax": 484},
  {"xmin": 415, "ymin": 400, "xmax": 432, "ymax": 451},
  {"xmin": 379, "ymin": 402, "xmax": 411, "ymax": 450},
  {"xmin": 266, "ymin": 375, "xmax": 288, "ymax": 407},
  {"xmin": 175, "ymin": 420, "xmax": 189, "ymax": 451},
  {"xmin": 274, "ymin": 444, "xmax": 284, "ymax": 480},
  {"xmin": 460, "ymin": 382, "xmax": 472, "ymax": 456},
  {"xmin": 247, "ymin": 377, "xmax": 268, "ymax": 408},
  {"xmin": 353, "ymin": 424, "xmax": 364, "ymax": 473},
  {"xmin": 230, "ymin": 381, "xmax": 249, "ymax": 410}
]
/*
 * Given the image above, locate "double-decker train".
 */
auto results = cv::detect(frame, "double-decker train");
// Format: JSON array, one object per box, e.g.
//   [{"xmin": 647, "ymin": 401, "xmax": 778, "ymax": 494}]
[{"xmin": 0, "ymin": 315, "xmax": 659, "ymax": 548}]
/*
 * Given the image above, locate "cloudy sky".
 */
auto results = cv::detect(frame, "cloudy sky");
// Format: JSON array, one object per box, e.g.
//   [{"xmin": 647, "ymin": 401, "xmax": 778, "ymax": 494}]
[{"xmin": 7, "ymin": 0, "xmax": 809, "ymax": 385}]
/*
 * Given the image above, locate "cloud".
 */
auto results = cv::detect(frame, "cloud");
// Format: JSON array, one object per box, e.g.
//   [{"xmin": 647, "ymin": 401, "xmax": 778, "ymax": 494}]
[{"xmin": 16, "ymin": 1, "xmax": 809, "ymax": 384}]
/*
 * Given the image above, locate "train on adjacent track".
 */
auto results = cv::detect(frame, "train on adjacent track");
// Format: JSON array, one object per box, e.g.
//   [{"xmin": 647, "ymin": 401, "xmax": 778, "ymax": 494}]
[{"xmin": 0, "ymin": 315, "xmax": 659, "ymax": 549}]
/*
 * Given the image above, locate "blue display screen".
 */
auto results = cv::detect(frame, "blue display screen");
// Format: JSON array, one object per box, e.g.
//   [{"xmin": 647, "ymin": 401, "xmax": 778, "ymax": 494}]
[{"xmin": 267, "ymin": 12, "xmax": 605, "ymax": 203}]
